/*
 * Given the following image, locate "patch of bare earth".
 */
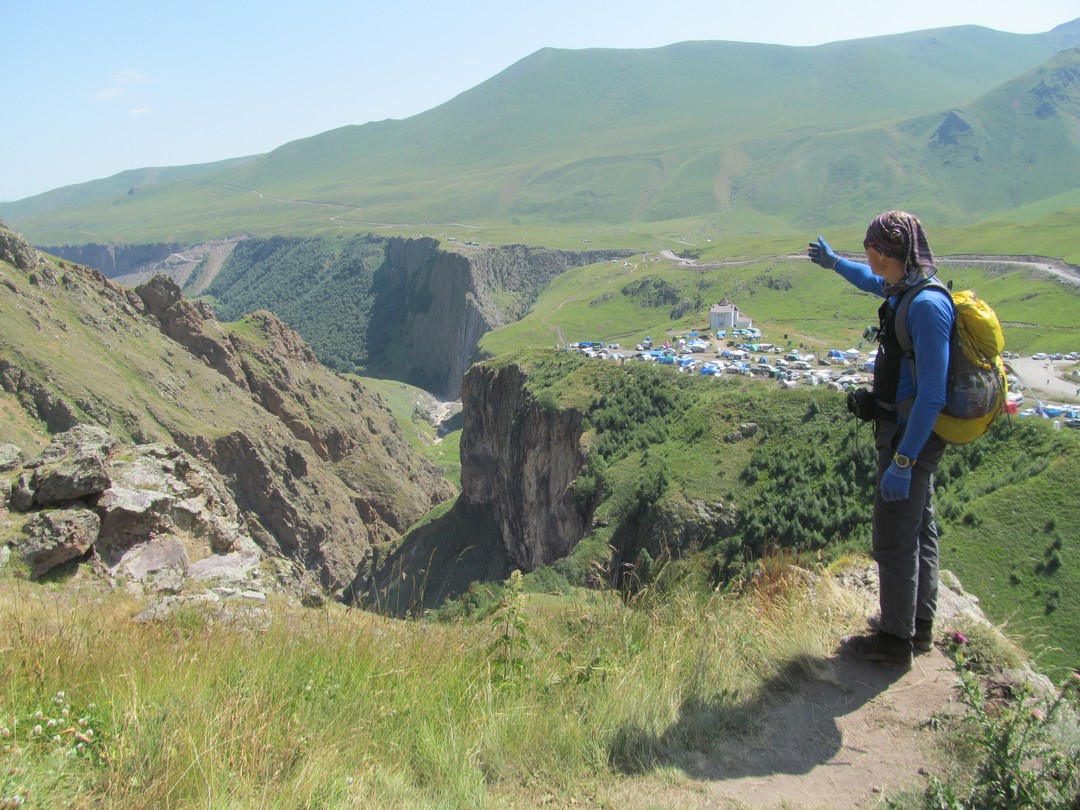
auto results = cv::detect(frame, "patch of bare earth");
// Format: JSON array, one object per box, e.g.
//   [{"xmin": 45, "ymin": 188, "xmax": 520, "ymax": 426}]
[
  {"xmin": 598, "ymin": 649, "xmax": 960, "ymax": 810},
  {"xmin": 702, "ymin": 649, "xmax": 959, "ymax": 809}
]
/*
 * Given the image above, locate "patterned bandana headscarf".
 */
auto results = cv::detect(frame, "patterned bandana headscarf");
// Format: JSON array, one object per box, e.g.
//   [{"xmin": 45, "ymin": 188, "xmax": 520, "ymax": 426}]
[{"xmin": 863, "ymin": 210, "xmax": 936, "ymax": 296}]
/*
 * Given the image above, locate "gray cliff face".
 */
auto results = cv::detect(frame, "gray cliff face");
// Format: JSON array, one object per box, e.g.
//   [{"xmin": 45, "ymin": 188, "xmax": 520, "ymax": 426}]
[
  {"xmin": 40, "ymin": 243, "xmax": 183, "ymax": 278},
  {"xmin": 377, "ymin": 238, "xmax": 489, "ymax": 399},
  {"xmin": 376, "ymin": 238, "xmax": 631, "ymax": 398},
  {"xmin": 459, "ymin": 362, "xmax": 589, "ymax": 570},
  {"xmin": 41, "ymin": 235, "xmax": 630, "ymax": 400}
]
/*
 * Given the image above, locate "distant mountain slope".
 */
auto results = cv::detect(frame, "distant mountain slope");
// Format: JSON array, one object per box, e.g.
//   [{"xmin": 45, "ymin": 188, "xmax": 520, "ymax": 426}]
[
  {"xmin": 0, "ymin": 156, "xmax": 260, "ymax": 220},
  {"xmin": 706, "ymin": 47, "xmax": 1080, "ymax": 228},
  {"xmin": 2, "ymin": 23, "xmax": 1076, "ymax": 244}
]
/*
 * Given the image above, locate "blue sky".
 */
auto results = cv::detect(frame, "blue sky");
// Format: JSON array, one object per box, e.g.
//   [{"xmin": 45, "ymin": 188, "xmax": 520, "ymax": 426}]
[{"xmin": 3, "ymin": 0, "xmax": 1077, "ymax": 201}]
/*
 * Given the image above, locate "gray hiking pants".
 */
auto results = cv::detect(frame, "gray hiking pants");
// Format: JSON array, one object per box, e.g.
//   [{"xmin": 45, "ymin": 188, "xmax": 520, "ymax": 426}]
[{"xmin": 872, "ymin": 420, "xmax": 947, "ymax": 640}]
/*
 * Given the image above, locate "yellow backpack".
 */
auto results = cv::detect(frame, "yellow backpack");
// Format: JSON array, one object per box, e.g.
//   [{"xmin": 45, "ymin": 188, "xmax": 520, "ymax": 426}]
[{"xmin": 895, "ymin": 279, "xmax": 1007, "ymax": 444}]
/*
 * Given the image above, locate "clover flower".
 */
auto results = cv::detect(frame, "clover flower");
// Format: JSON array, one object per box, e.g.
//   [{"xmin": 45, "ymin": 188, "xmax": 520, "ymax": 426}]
[{"xmin": 31, "ymin": 725, "xmax": 42, "ymax": 737}]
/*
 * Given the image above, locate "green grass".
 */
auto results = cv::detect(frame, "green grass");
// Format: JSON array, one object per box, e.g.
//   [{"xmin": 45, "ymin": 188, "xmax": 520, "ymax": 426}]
[
  {"xmin": 933, "ymin": 418, "xmax": 1080, "ymax": 680},
  {"xmin": 0, "ymin": 562, "xmax": 871, "ymax": 808},
  {"xmin": 389, "ymin": 349, "xmax": 1080, "ymax": 680},
  {"xmin": 479, "ymin": 252, "xmax": 1080, "ymax": 360},
  {"xmin": 353, "ymin": 375, "xmax": 462, "ymax": 488}
]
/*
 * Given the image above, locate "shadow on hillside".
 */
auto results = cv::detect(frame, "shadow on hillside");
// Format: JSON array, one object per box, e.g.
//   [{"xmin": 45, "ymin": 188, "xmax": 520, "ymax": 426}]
[
  {"xmin": 358, "ymin": 497, "xmax": 512, "ymax": 617},
  {"xmin": 609, "ymin": 651, "xmax": 906, "ymax": 779}
]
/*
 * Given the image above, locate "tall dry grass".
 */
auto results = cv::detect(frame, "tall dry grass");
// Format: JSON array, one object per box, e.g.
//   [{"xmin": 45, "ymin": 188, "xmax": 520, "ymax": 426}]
[{"xmin": 0, "ymin": 560, "xmax": 866, "ymax": 808}]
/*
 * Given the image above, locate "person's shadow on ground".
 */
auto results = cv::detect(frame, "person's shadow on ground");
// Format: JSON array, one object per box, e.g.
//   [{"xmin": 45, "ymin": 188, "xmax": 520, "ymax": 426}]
[{"xmin": 609, "ymin": 651, "xmax": 908, "ymax": 780}]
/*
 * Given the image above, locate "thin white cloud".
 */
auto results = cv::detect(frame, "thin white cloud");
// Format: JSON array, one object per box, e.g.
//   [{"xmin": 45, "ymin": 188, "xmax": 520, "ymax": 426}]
[
  {"xmin": 94, "ymin": 69, "xmax": 151, "ymax": 102},
  {"xmin": 128, "ymin": 108, "xmax": 152, "ymax": 117}
]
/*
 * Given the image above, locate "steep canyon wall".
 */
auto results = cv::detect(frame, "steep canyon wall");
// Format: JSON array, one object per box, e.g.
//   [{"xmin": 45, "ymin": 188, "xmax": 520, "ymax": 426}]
[{"xmin": 458, "ymin": 361, "xmax": 590, "ymax": 570}]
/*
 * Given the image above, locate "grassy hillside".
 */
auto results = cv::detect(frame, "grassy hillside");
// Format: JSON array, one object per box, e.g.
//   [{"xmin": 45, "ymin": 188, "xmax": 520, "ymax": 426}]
[
  {"xmin": 0, "ymin": 156, "xmax": 260, "ymax": 221},
  {"xmin": 479, "ymin": 252, "xmax": 1080, "ymax": 359},
  {"xmin": 3, "ymin": 27, "xmax": 1076, "ymax": 245},
  {"xmin": 376, "ymin": 349, "xmax": 1080, "ymax": 679},
  {"xmin": 933, "ymin": 420, "xmax": 1080, "ymax": 675},
  {"xmin": 1, "ymin": 557, "xmax": 891, "ymax": 808},
  {"xmin": 355, "ymin": 375, "xmax": 462, "ymax": 490}
]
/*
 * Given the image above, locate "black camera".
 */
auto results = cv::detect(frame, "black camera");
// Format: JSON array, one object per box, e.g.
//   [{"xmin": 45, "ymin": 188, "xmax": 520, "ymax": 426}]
[{"xmin": 846, "ymin": 387, "xmax": 876, "ymax": 422}]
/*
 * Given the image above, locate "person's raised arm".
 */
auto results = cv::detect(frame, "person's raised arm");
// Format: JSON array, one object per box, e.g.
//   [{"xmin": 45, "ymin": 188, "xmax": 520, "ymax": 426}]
[{"xmin": 808, "ymin": 236, "xmax": 885, "ymax": 297}]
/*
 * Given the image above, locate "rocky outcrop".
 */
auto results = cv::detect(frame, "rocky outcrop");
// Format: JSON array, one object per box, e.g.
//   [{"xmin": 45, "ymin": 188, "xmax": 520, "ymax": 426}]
[
  {"xmin": 136, "ymin": 275, "xmax": 249, "ymax": 387},
  {"xmin": 0, "ymin": 226, "xmax": 40, "ymax": 270},
  {"xmin": 21, "ymin": 508, "xmax": 101, "ymax": 578},
  {"xmin": 4, "ymin": 426, "xmax": 264, "ymax": 591},
  {"xmin": 459, "ymin": 361, "xmax": 589, "ymax": 570},
  {"xmin": 0, "ymin": 235, "xmax": 455, "ymax": 595},
  {"xmin": 132, "ymin": 274, "xmax": 453, "ymax": 538}
]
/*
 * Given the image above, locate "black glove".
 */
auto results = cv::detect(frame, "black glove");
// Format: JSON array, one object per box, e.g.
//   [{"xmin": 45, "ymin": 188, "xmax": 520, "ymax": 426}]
[{"xmin": 808, "ymin": 236, "xmax": 838, "ymax": 269}]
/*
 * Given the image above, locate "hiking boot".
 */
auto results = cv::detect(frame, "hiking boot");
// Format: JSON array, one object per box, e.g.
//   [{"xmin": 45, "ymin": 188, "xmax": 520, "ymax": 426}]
[
  {"xmin": 913, "ymin": 619, "xmax": 934, "ymax": 653},
  {"xmin": 839, "ymin": 630, "xmax": 913, "ymax": 669},
  {"xmin": 868, "ymin": 615, "xmax": 934, "ymax": 654}
]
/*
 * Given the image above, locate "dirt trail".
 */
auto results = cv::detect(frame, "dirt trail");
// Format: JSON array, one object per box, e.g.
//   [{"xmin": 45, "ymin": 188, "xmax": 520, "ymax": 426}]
[
  {"xmin": 704, "ymin": 649, "xmax": 959, "ymax": 808},
  {"xmin": 599, "ymin": 648, "xmax": 962, "ymax": 810}
]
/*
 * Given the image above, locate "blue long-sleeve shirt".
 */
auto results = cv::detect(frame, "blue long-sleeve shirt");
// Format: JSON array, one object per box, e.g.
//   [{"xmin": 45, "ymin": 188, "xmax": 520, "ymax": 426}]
[{"xmin": 834, "ymin": 257, "xmax": 954, "ymax": 460}]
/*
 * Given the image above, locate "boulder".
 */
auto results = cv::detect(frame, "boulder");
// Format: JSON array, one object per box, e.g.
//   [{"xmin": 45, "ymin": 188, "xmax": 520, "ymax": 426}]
[
  {"xmin": 19, "ymin": 508, "xmax": 100, "ymax": 578},
  {"xmin": 113, "ymin": 537, "xmax": 189, "ymax": 594},
  {"xmin": 96, "ymin": 485, "xmax": 173, "ymax": 565},
  {"xmin": 0, "ymin": 443, "xmax": 22, "ymax": 471},
  {"xmin": 27, "ymin": 425, "xmax": 116, "ymax": 505},
  {"xmin": 9, "ymin": 473, "xmax": 35, "ymax": 512},
  {"xmin": 188, "ymin": 550, "xmax": 261, "ymax": 586}
]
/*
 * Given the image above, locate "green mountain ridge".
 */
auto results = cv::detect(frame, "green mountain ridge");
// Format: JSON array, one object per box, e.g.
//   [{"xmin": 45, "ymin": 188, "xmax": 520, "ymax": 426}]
[{"xmin": 4, "ymin": 21, "xmax": 1079, "ymax": 245}]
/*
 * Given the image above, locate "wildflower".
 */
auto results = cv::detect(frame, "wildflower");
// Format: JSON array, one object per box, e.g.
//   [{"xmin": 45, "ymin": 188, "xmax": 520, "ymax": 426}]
[
  {"xmin": 1, "ymin": 727, "xmax": 9, "ymax": 738},
  {"xmin": 52, "ymin": 734, "xmax": 61, "ymax": 743},
  {"xmin": 46, "ymin": 719, "xmax": 57, "ymax": 728},
  {"xmin": 78, "ymin": 717, "xmax": 88, "ymax": 727},
  {"xmin": 344, "ymin": 777, "xmax": 355, "ymax": 786},
  {"xmin": 61, "ymin": 708, "xmax": 70, "ymax": 717},
  {"xmin": 56, "ymin": 691, "xmax": 65, "ymax": 699},
  {"xmin": 86, "ymin": 729, "xmax": 94, "ymax": 738},
  {"xmin": 31, "ymin": 725, "xmax": 42, "ymax": 737},
  {"xmin": 33, "ymin": 711, "xmax": 43, "ymax": 720},
  {"xmin": 944, "ymin": 627, "xmax": 969, "ymax": 646},
  {"xmin": 1032, "ymin": 708, "xmax": 1045, "ymax": 722}
]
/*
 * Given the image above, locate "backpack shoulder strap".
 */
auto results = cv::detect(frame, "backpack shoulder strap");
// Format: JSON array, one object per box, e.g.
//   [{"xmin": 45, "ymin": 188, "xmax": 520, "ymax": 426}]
[{"xmin": 894, "ymin": 277, "xmax": 951, "ymax": 358}]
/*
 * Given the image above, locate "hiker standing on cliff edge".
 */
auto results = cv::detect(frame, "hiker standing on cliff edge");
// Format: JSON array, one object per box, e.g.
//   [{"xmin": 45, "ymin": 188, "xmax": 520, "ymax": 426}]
[{"xmin": 809, "ymin": 211, "xmax": 954, "ymax": 669}]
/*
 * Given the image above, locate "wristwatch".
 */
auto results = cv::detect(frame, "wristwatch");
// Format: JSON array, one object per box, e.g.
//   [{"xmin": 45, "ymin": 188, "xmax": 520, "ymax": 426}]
[{"xmin": 893, "ymin": 453, "xmax": 915, "ymax": 469}]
